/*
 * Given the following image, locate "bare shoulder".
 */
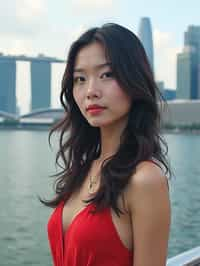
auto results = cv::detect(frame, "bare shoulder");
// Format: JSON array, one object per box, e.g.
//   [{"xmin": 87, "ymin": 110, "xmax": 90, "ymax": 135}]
[
  {"xmin": 126, "ymin": 160, "xmax": 170, "ymax": 212},
  {"xmin": 125, "ymin": 160, "xmax": 171, "ymax": 265}
]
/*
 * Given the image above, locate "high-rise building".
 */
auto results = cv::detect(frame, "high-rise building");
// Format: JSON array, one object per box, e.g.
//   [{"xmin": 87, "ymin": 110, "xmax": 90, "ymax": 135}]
[
  {"xmin": 31, "ymin": 60, "xmax": 51, "ymax": 111},
  {"xmin": 0, "ymin": 56, "xmax": 16, "ymax": 114},
  {"xmin": 184, "ymin": 26, "xmax": 200, "ymax": 56},
  {"xmin": 157, "ymin": 81, "xmax": 165, "ymax": 94},
  {"xmin": 157, "ymin": 81, "xmax": 176, "ymax": 100},
  {"xmin": 177, "ymin": 25, "xmax": 200, "ymax": 100},
  {"xmin": 177, "ymin": 47, "xmax": 198, "ymax": 99},
  {"xmin": 163, "ymin": 89, "xmax": 176, "ymax": 101},
  {"xmin": 0, "ymin": 54, "xmax": 64, "ymax": 115},
  {"xmin": 138, "ymin": 17, "xmax": 154, "ymax": 72},
  {"xmin": 198, "ymin": 64, "xmax": 200, "ymax": 98}
]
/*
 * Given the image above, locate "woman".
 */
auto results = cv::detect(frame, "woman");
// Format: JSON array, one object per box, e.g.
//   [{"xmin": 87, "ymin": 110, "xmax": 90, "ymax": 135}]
[{"xmin": 43, "ymin": 23, "xmax": 171, "ymax": 266}]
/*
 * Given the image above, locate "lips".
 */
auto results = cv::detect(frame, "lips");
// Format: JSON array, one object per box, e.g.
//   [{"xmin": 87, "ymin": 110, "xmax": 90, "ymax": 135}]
[
  {"xmin": 86, "ymin": 105, "xmax": 105, "ymax": 111},
  {"xmin": 86, "ymin": 105, "xmax": 106, "ymax": 115},
  {"xmin": 87, "ymin": 108, "xmax": 104, "ymax": 115}
]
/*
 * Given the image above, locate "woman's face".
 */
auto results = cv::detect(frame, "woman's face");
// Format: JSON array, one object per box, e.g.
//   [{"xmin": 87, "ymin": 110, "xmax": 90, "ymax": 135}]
[{"xmin": 72, "ymin": 41, "xmax": 132, "ymax": 128}]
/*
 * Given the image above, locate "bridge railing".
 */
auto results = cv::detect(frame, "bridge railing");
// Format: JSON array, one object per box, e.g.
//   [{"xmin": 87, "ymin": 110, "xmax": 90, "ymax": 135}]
[{"xmin": 167, "ymin": 246, "xmax": 200, "ymax": 266}]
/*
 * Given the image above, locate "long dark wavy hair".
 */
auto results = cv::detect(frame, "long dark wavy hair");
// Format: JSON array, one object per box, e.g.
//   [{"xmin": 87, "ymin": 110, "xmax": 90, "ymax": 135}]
[{"xmin": 41, "ymin": 23, "xmax": 172, "ymax": 215}]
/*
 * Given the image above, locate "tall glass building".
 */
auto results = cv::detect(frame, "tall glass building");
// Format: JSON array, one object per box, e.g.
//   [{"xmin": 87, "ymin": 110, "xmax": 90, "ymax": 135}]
[
  {"xmin": 177, "ymin": 26, "xmax": 200, "ymax": 99},
  {"xmin": 177, "ymin": 47, "xmax": 198, "ymax": 99},
  {"xmin": 138, "ymin": 17, "xmax": 154, "ymax": 73},
  {"xmin": 184, "ymin": 26, "xmax": 200, "ymax": 55},
  {"xmin": 31, "ymin": 60, "xmax": 51, "ymax": 111},
  {"xmin": 0, "ymin": 56, "xmax": 16, "ymax": 114}
]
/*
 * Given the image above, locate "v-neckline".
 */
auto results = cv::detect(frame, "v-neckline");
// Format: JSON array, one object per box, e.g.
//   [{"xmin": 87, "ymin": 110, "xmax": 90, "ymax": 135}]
[
  {"xmin": 59, "ymin": 200, "xmax": 94, "ymax": 262},
  {"xmin": 60, "ymin": 200, "xmax": 93, "ymax": 237},
  {"xmin": 58, "ymin": 200, "xmax": 133, "ymax": 261}
]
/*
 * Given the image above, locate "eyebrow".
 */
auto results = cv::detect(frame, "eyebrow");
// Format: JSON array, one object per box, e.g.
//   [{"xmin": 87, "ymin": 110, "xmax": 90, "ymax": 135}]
[{"xmin": 74, "ymin": 62, "xmax": 111, "ymax": 73}]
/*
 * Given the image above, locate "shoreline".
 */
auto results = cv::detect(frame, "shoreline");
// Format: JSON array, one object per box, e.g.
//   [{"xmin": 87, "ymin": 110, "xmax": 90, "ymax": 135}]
[
  {"xmin": 163, "ymin": 129, "xmax": 200, "ymax": 135},
  {"xmin": 1, "ymin": 124, "xmax": 200, "ymax": 135}
]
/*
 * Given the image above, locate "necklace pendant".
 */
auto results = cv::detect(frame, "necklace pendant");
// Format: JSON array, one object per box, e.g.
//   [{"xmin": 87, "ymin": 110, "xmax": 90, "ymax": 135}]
[
  {"xmin": 88, "ymin": 183, "xmax": 95, "ymax": 194},
  {"xmin": 88, "ymin": 176, "xmax": 98, "ymax": 194}
]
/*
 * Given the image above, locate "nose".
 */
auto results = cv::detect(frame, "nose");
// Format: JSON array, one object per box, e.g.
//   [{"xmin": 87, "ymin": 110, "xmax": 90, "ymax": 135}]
[{"xmin": 86, "ymin": 78, "xmax": 101, "ymax": 99}]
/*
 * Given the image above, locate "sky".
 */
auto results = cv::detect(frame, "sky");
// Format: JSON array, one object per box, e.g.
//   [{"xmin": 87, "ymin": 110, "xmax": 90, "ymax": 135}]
[{"xmin": 1, "ymin": 0, "xmax": 200, "ymax": 114}]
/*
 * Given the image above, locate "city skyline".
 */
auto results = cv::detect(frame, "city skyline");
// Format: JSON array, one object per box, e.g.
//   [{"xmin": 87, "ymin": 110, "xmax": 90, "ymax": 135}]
[
  {"xmin": 0, "ymin": 22, "xmax": 199, "ymax": 114},
  {"xmin": 1, "ymin": 0, "xmax": 200, "ymax": 113}
]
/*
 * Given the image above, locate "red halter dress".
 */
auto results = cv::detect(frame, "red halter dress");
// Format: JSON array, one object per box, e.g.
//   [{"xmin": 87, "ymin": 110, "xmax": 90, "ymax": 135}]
[
  {"xmin": 47, "ymin": 200, "xmax": 133, "ymax": 266},
  {"xmin": 47, "ymin": 159, "xmax": 164, "ymax": 265}
]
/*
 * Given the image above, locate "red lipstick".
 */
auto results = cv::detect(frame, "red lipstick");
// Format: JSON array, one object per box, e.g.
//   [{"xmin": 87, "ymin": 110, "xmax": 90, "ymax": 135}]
[{"xmin": 86, "ymin": 104, "xmax": 106, "ymax": 115}]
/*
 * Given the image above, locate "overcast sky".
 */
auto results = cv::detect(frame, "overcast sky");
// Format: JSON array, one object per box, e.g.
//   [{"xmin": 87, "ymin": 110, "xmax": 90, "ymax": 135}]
[{"xmin": 1, "ymin": 0, "xmax": 200, "ymax": 113}]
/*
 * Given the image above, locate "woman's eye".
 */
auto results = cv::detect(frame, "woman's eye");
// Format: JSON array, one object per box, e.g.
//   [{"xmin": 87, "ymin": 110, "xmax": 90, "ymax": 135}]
[
  {"xmin": 73, "ymin": 76, "xmax": 85, "ymax": 83},
  {"xmin": 101, "ymin": 72, "xmax": 113, "ymax": 79}
]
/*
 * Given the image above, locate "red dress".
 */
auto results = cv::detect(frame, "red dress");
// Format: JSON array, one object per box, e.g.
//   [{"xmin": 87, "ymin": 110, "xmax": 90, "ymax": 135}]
[
  {"xmin": 47, "ymin": 159, "xmax": 163, "ymax": 265},
  {"xmin": 47, "ymin": 200, "xmax": 133, "ymax": 266}
]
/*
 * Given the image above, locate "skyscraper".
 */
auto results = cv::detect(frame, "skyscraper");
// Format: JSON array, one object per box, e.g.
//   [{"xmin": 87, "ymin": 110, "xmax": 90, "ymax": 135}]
[
  {"xmin": 0, "ymin": 56, "xmax": 16, "ymax": 114},
  {"xmin": 177, "ymin": 26, "xmax": 200, "ymax": 99},
  {"xmin": 177, "ymin": 47, "xmax": 198, "ymax": 99},
  {"xmin": 31, "ymin": 60, "xmax": 51, "ymax": 111},
  {"xmin": 138, "ymin": 17, "xmax": 154, "ymax": 72},
  {"xmin": 184, "ymin": 26, "xmax": 200, "ymax": 55}
]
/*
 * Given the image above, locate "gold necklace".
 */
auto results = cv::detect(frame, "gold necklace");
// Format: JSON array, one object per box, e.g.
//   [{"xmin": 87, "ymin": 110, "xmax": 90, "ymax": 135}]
[
  {"xmin": 88, "ymin": 161, "xmax": 101, "ymax": 194},
  {"xmin": 88, "ymin": 175, "xmax": 99, "ymax": 194}
]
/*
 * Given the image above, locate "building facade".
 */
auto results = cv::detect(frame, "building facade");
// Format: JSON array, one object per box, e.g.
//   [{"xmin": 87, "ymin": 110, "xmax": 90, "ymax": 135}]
[
  {"xmin": 31, "ymin": 60, "xmax": 51, "ymax": 111},
  {"xmin": 0, "ymin": 54, "xmax": 64, "ymax": 115},
  {"xmin": 177, "ymin": 47, "xmax": 198, "ymax": 99},
  {"xmin": 184, "ymin": 25, "xmax": 200, "ymax": 56},
  {"xmin": 177, "ymin": 25, "xmax": 200, "ymax": 99},
  {"xmin": 0, "ymin": 56, "xmax": 16, "ymax": 114},
  {"xmin": 161, "ymin": 99, "xmax": 200, "ymax": 126},
  {"xmin": 138, "ymin": 17, "xmax": 154, "ymax": 73},
  {"xmin": 157, "ymin": 81, "xmax": 176, "ymax": 100}
]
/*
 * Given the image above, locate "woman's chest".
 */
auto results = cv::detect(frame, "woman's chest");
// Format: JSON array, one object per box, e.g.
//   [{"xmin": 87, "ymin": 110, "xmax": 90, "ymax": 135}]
[{"xmin": 62, "ymin": 190, "xmax": 133, "ymax": 251}]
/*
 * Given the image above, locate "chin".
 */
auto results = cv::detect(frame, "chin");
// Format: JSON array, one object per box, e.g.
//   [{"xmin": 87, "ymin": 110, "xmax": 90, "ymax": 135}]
[{"xmin": 88, "ymin": 119, "xmax": 113, "ymax": 128}]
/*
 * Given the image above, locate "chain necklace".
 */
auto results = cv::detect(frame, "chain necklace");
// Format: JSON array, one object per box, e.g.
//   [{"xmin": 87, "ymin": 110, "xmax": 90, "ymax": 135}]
[
  {"xmin": 88, "ymin": 175, "xmax": 99, "ymax": 194},
  {"xmin": 87, "ymin": 161, "xmax": 101, "ymax": 194}
]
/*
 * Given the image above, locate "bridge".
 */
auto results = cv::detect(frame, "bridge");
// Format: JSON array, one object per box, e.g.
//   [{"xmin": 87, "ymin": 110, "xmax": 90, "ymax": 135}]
[
  {"xmin": 19, "ymin": 108, "xmax": 64, "ymax": 124},
  {"xmin": 0, "ymin": 111, "xmax": 18, "ymax": 122},
  {"xmin": 0, "ymin": 108, "xmax": 64, "ymax": 125}
]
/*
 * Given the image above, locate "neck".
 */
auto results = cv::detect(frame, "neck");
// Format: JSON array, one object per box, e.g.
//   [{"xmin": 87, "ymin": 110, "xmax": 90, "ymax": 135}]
[{"xmin": 98, "ymin": 117, "xmax": 128, "ymax": 161}]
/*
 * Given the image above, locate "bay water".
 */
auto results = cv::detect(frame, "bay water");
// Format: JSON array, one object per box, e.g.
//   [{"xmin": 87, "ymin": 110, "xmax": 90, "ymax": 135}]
[{"xmin": 0, "ymin": 130, "xmax": 200, "ymax": 265}]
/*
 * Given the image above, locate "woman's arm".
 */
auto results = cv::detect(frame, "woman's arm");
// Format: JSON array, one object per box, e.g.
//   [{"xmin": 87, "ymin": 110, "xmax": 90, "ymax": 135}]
[{"xmin": 127, "ymin": 161, "xmax": 171, "ymax": 266}]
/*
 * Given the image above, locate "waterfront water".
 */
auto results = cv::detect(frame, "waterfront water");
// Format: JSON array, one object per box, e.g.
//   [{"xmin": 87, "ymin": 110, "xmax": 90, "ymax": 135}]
[{"xmin": 0, "ymin": 130, "xmax": 200, "ymax": 265}]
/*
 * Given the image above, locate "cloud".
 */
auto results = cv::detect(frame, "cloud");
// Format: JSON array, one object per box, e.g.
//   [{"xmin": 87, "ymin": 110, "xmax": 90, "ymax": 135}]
[
  {"xmin": 67, "ymin": 25, "xmax": 88, "ymax": 43},
  {"xmin": 3, "ymin": 38, "xmax": 35, "ymax": 56},
  {"xmin": 153, "ymin": 29, "xmax": 182, "ymax": 89},
  {"xmin": 15, "ymin": 0, "xmax": 46, "ymax": 24},
  {"xmin": 67, "ymin": 0, "xmax": 118, "ymax": 19},
  {"xmin": 72, "ymin": 0, "xmax": 114, "ymax": 10},
  {"xmin": 0, "ymin": 0, "xmax": 50, "ymax": 56},
  {"xmin": 0, "ymin": 0, "xmax": 47, "ymax": 37},
  {"xmin": 0, "ymin": 0, "xmax": 119, "ymax": 57}
]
